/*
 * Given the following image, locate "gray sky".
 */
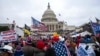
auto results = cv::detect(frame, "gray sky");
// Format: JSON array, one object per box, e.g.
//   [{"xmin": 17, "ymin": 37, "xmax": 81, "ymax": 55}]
[{"xmin": 0, "ymin": 0, "xmax": 100, "ymax": 27}]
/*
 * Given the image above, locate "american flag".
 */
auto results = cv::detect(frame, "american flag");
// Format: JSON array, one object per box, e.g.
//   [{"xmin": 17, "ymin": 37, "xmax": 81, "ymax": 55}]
[
  {"xmin": 53, "ymin": 41, "xmax": 71, "ymax": 56},
  {"xmin": 31, "ymin": 17, "xmax": 48, "ymax": 31}
]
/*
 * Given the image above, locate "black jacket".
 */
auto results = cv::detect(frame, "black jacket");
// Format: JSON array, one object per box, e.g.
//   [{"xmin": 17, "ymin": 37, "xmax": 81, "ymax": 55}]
[{"xmin": 45, "ymin": 47, "xmax": 56, "ymax": 56}]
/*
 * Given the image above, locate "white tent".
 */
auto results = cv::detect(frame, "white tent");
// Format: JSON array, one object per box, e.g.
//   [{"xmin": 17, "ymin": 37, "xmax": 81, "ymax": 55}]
[
  {"xmin": 80, "ymin": 31, "xmax": 91, "ymax": 36},
  {"xmin": 71, "ymin": 34, "xmax": 80, "ymax": 37},
  {"xmin": 71, "ymin": 31, "xmax": 91, "ymax": 37}
]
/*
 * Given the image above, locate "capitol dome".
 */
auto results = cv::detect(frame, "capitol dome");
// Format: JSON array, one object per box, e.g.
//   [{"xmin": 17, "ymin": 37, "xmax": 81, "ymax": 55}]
[{"xmin": 41, "ymin": 3, "xmax": 58, "ymax": 22}]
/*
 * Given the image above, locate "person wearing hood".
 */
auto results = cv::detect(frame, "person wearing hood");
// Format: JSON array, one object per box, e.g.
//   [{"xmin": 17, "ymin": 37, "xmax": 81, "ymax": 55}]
[
  {"xmin": 14, "ymin": 45, "xmax": 24, "ymax": 56},
  {"xmin": 45, "ymin": 39, "xmax": 56, "ymax": 56},
  {"xmin": 22, "ymin": 41, "xmax": 34, "ymax": 56}
]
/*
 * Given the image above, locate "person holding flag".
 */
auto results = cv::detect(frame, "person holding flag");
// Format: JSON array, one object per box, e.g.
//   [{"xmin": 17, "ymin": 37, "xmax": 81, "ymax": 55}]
[
  {"xmin": 53, "ymin": 38, "xmax": 71, "ymax": 56},
  {"xmin": 90, "ymin": 20, "xmax": 100, "ymax": 35},
  {"xmin": 90, "ymin": 20, "xmax": 100, "ymax": 46}
]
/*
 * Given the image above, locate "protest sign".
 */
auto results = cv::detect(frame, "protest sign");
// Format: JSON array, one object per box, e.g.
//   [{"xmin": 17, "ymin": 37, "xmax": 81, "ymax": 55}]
[
  {"xmin": 77, "ymin": 46, "xmax": 88, "ymax": 56},
  {"xmin": 0, "ymin": 30, "xmax": 17, "ymax": 42},
  {"xmin": 76, "ymin": 43, "xmax": 96, "ymax": 56}
]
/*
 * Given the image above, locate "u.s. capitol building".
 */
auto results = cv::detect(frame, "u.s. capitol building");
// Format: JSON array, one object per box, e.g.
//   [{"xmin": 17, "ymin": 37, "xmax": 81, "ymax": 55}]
[{"xmin": 31, "ymin": 3, "xmax": 78, "ymax": 35}]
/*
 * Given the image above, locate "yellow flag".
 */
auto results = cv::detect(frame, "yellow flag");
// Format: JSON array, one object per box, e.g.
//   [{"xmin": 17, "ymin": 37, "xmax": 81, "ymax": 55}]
[{"xmin": 24, "ymin": 29, "xmax": 30, "ymax": 35}]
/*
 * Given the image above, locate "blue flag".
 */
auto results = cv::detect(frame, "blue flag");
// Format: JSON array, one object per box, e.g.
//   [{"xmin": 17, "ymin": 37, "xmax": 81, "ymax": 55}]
[{"xmin": 90, "ymin": 21, "xmax": 100, "ymax": 35}]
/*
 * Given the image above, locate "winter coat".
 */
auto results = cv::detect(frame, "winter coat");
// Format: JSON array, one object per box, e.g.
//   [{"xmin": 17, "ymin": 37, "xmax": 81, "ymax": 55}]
[
  {"xmin": 33, "ymin": 47, "xmax": 45, "ymax": 56},
  {"xmin": 22, "ymin": 45, "xmax": 34, "ymax": 56},
  {"xmin": 14, "ymin": 50, "xmax": 24, "ymax": 56},
  {"xmin": 45, "ymin": 47, "xmax": 56, "ymax": 56}
]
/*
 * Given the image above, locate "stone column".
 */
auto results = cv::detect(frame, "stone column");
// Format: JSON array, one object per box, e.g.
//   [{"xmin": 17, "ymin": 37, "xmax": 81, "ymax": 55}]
[
  {"xmin": 53, "ymin": 25, "xmax": 55, "ymax": 31},
  {"xmin": 54, "ymin": 24, "xmax": 56, "ymax": 31},
  {"xmin": 51, "ymin": 24, "xmax": 52, "ymax": 31},
  {"xmin": 50, "ymin": 25, "xmax": 51, "ymax": 31},
  {"xmin": 56, "ymin": 25, "xmax": 58, "ymax": 31},
  {"xmin": 48, "ymin": 25, "xmax": 50, "ymax": 31},
  {"xmin": 49, "ymin": 25, "xmax": 50, "ymax": 31},
  {"xmin": 47, "ymin": 25, "xmax": 49, "ymax": 31},
  {"xmin": 52, "ymin": 24, "xmax": 53, "ymax": 31}
]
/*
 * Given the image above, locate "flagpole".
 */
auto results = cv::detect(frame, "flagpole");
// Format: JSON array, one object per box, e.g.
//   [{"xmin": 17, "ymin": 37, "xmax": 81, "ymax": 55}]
[
  {"xmin": 89, "ymin": 18, "xmax": 96, "ymax": 35},
  {"xmin": 7, "ymin": 18, "xmax": 11, "ymax": 30},
  {"xmin": 89, "ymin": 18, "xmax": 100, "ymax": 46},
  {"xmin": 31, "ymin": 16, "xmax": 33, "ymax": 28}
]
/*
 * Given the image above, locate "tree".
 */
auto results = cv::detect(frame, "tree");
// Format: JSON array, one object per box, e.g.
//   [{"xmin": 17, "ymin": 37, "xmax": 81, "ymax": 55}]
[{"xmin": 0, "ymin": 26, "xmax": 9, "ymax": 32}]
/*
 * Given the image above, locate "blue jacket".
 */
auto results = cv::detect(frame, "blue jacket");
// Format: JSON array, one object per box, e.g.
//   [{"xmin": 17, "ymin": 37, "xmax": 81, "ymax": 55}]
[{"xmin": 14, "ymin": 50, "xmax": 24, "ymax": 56}]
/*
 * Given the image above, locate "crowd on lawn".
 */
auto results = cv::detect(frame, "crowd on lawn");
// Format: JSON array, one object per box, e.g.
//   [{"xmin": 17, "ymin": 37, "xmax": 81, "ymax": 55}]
[{"xmin": 0, "ymin": 34, "xmax": 100, "ymax": 56}]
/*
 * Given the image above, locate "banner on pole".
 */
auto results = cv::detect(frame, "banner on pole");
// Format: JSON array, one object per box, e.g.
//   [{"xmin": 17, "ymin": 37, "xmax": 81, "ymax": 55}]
[
  {"xmin": 0, "ymin": 30, "xmax": 17, "ymax": 42},
  {"xmin": 77, "ymin": 46, "xmax": 88, "ymax": 56}
]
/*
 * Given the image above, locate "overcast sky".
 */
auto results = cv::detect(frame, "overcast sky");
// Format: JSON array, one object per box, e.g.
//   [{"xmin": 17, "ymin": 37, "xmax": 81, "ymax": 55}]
[{"xmin": 0, "ymin": 0, "xmax": 100, "ymax": 27}]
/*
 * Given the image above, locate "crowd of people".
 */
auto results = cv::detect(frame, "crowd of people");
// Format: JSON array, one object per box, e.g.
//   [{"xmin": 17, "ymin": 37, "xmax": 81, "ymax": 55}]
[{"xmin": 0, "ymin": 34, "xmax": 100, "ymax": 56}]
